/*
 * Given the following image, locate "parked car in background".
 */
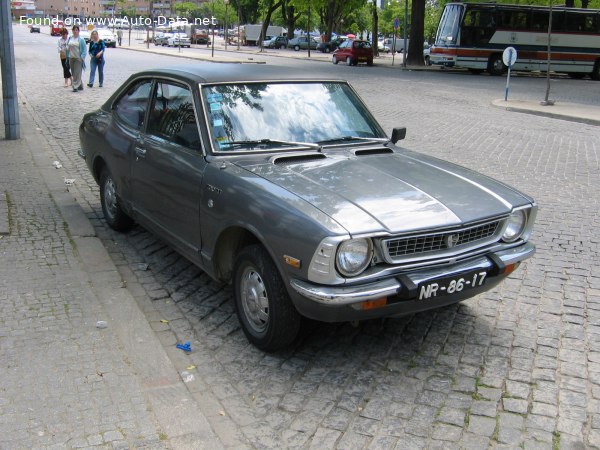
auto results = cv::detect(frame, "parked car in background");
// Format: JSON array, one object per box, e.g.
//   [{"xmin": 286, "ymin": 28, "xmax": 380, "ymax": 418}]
[
  {"xmin": 79, "ymin": 65, "xmax": 537, "ymax": 351},
  {"xmin": 167, "ymin": 33, "xmax": 191, "ymax": 47},
  {"xmin": 80, "ymin": 29, "xmax": 91, "ymax": 43},
  {"xmin": 333, "ymin": 39, "xmax": 374, "ymax": 66},
  {"xmin": 263, "ymin": 35, "xmax": 288, "ymax": 49},
  {"xmin": 192, "ymin": 29, "xmax": 210, "ymax": 45},
  {"xmin": 153, "ymin": 32, "xmax": 173, "ymax": 46},
  {"xmin": 50, "ymin": 20, "xmax": 64, "ymax": 36},
  {"xmin": 287, "ymin": 36, "xmax": 319, "ymax": 51},
  {"xmin": 317, "ymin": 36, "xmax": 347, "ymax": 53},
  {"xmin": 378, "ymin": 40, "xmax": 391, "ymax": 53},
  {"xmin": 423, "ymin": 42, "xmax": 432, "ymax": 65},
  {"xmin": 29, "ymin": 25, "xmax": 40, "ymax": 33},
  {"xmin": 97, "ymin": 29, "xmax": 116, "ymax": 48}
]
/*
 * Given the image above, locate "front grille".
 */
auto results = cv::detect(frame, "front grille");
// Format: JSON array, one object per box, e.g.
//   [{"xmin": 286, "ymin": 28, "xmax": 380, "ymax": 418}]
[{"xmin": 384, "ymin": 220, "xmax": 501, "ymax": 260}]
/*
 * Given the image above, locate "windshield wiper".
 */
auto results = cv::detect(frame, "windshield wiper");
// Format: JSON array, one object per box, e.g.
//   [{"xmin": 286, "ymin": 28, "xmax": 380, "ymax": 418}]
[
  {"xmin": 220, "ymin": 139, "xmax": 321, "ymax": 150},
  {"xmin": 316, "ymin": 136, "xmax": 388, "ymax": 145}
]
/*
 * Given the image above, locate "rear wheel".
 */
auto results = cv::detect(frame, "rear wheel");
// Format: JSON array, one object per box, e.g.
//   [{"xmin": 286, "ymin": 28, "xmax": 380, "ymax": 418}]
[
  {"xmin": 424, "ymin": 55, "xmax": 431, "ymax": 66},
  {"xmin": 468, "ymin": 68, "xmax": 484, "ymax": 75},
  {"xmin": 346, "ymin": 56, "xmax": 353, "ymax": 66},
  {"xmin": 592, "ymin": 60, "xmax": 600, "ymax": 81},
  {"xmin": 567, "ymin": 72, "xmax": 586, "ymax": 79},
  {"xmin": 233, "ymin": 245, "xmax": 301, "ymax": 351},
  {"xmin": 325, "ymin": 47, "xmax": 331, "ymax": 53},
  {"xmin": 99, "ymin": 169, "xmax": 133, "ymax": 232},
  {"xmin": 488, "ymin": 54, "xmax": 506, "ymax": 76},
  {"xmin": 294, "ymin": 45, "xmax": 300, "ymax": 51}
]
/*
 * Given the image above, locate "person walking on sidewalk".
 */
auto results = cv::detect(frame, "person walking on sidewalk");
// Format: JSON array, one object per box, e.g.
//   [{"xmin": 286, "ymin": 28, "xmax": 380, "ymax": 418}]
[
  {"xmin": 87, "ymin": 30, "xmax": 105, "ymax": 88},
  {"xmin": 57, "ymin": 28, "xmax": 72, "ymax": 88},
  {"xmin": 117, "ymin": 29, "xmax": 123, "ymax": 46},
  {"xmin": 66, "ymin": 25, "xmax": 87, "ymax": 92}
]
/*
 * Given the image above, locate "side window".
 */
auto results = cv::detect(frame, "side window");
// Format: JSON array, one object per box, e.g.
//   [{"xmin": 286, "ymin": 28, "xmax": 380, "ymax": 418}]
[
  {"xmin": 113, "ymin": 79, "xmax": 153, "ymax": 129},
  {"xmin": 147, "ymin": 82, "xmax": 201, "ymax": 150}
]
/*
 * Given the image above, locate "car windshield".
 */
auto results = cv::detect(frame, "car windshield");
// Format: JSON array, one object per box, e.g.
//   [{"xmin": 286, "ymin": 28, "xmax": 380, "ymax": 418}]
[{"xmin": 202, "ymin": 82, "xmax": 385, "ymax": 152}]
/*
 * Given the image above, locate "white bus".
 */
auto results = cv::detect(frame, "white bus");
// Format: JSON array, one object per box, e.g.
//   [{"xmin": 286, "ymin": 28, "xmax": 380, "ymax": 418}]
[{"xmin": 430, "ymin": 2, "xmax": 600, "ymax": 79}]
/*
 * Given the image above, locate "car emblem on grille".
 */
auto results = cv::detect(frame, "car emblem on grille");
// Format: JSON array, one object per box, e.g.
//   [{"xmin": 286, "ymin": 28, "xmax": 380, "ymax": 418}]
[{"xmin": 445, "ymin": 234, "xmax": 459, "ymax": 248}]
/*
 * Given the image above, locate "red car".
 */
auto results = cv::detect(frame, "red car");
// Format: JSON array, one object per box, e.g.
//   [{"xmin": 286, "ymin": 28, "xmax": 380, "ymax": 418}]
[{"xmin": 332, "ymin": 39, "xmax": 374, "ymax": 66}]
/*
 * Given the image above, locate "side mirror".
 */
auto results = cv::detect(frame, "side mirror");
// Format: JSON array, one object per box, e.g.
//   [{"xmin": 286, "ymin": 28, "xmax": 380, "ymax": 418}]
[{"xmin": 391, "ymin": 127, "xmax": 406, "ymax": 144}]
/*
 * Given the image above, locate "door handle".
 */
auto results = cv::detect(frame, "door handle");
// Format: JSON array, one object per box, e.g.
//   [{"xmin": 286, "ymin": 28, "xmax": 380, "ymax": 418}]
[{"xmin": 135, "ymin": 146, "xmax": 146, "ymax": 160}]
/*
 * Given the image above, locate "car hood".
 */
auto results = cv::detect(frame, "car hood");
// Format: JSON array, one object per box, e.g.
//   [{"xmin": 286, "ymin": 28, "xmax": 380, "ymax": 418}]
[{"xmin": 233, "ymin": 151, "xmax": 530, "ymax": 235}]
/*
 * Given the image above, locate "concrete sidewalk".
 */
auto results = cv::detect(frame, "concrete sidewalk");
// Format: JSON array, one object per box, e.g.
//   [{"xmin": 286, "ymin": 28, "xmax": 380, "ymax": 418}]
[
  {"xmin": 492, "ymin": 99, "xmax": 600, "ymax": 126},
  {"xmin": 0, "ymin": 95, "xmax": 224, "ymax": 448}
]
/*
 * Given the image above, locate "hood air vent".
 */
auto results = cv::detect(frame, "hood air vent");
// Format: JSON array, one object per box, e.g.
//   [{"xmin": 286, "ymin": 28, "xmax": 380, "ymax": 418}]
[
  {"xmin": 354, "ymin": 147, "xmax": 394, "ymax": 156},
  {"xmin": 272, "ymin": 153, "xmax": 326, "ymax": 165}
]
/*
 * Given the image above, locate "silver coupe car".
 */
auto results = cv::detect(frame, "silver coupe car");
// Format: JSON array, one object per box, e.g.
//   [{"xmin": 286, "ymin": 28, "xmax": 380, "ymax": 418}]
[{"xmin": 79, "ymin": 65, "xmax": 536, "ymax": 351}]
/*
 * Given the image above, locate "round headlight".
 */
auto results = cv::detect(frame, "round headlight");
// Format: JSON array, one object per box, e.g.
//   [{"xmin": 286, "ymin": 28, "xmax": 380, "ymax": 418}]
[
  {"xmin": 502, "ymin": 210, "xmax": 527, "ymax": 242},
  {"xmin": 336, "ymin": 238, "xmax": 373, "ymax": 277}
]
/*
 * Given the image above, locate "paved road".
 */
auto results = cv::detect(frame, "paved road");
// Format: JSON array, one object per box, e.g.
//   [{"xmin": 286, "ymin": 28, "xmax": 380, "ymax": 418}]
[{"xmin": 10, "ymin": 24, "xmax": 600, "ymax": 449}]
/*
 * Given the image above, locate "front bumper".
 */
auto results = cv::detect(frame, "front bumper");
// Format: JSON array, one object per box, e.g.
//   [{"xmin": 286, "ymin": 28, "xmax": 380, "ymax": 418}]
[{"xmin": 289, "ymin": 242, "xmax": 534, "ymax": 322}]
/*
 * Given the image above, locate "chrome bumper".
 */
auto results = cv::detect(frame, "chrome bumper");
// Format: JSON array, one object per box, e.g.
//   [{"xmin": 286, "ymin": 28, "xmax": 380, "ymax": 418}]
[{"xmin": 290, "ymin": 242, "xmax": 535, "ymax": 306}]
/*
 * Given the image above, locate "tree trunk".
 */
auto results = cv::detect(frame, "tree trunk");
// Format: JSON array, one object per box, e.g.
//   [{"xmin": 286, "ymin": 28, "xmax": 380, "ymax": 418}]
[
  {"xmin": 282, "ymin": 2, "xmax": 300, "ymax": 40},
  {"xmin": 260, "ymin": 0, "xmax": 282, "ymax": 48},
  {"xmin": 372, "ymin": 1, "xmax": 379, "ymax": 57},
  {"xmin": 581, "ymin": 0, "xmax": 589, "ymax": 8},
  {"xmin": 407, "ymin": 0, "xmax": 425, "ymax": 66},
  {"xmin": 565, "ymin": 0, "xmax": 574, "ymax": 6}
]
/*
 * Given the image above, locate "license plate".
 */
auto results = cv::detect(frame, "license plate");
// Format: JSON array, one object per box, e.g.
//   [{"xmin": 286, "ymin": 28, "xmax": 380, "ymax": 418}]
[
  {"xmin": 418, "ymin": 270, "xmax": 487, "ymax": 300},
  {"xmin": 359, "ymin": 57, "xmax": 367, "ymax": 61}
]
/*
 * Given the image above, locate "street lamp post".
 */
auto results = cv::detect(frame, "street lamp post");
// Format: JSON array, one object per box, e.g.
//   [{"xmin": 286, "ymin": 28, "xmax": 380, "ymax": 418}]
[{"xmin": 224, "ymin": 0, "xmax": 229, "ymax": 51}]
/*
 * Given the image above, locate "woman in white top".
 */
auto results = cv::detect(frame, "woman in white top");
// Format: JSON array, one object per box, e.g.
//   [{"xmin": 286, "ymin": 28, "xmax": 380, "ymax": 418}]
[
  {"xmin": 57, "ymin": 28, "xmax": 72, "ymax": 87},
  {"xmin": 66, "ymin": 25, "xmax": 87, "ymax": 92}
]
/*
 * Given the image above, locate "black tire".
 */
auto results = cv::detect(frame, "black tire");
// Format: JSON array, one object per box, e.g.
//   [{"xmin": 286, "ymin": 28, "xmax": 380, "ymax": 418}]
[
  {"xmin": 424, "ymin": 55, "xmax": 430, "ymax": 66},
  {"xmin": 294, "ymin": 45, "xmax": 300, "ymax": 51},
  {"xmin": 346, "ymin": 56, "xmax": 353, "ymax": 66},
  {"xmin": 367, "ymin": 60, "xmax": 373, "ymax": 66},
  {"xmin": 233, "ymin": 245, "xmax": 301, "ymax": 351},
  {"xmin": 468, "ymin": 68, "xmax": 484, "ymax": 75},
  {"xmin": 99, "ymin": 169, "xmax": 133, "ymax": 232},
  {"xmin": 332, "ymin": 55, "xmax": 338, "ymax": 64},
  {"xmin": 488, "ymin": 54, "xmax": 506, "ymax": 76},
  {"xmin": 325, "ymin": 47, "xmax": 331, "ymax": 53},
  {"xmin": 592, "ymin": 60, "xmax": 600, "ymax": 81},
  {"xmin": 567, "ymin": 72, "xmax": 586, "ymax": 79}
]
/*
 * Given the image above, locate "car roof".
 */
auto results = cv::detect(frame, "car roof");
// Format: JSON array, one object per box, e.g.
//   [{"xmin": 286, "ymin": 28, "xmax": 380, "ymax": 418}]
[{"xmin": 126, "ymin": 64, "xmax": 347, "ymax": 84}]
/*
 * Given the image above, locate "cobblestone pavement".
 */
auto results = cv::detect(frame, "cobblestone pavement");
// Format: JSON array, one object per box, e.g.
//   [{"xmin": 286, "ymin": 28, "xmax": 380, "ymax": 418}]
[
  {"xmin": 0, "ymin": 91, "xmax": 166, "ymax": 448},
  {"xmin": 10, "ymin": 24, "xmax": 600, "ymax": 449}
]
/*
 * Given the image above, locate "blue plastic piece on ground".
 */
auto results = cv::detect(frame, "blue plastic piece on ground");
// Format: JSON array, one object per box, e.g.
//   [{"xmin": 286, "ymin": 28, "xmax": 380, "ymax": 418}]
[{"xmin": 176, "ymin": 341, "xmax": 192, "ymax": 352}]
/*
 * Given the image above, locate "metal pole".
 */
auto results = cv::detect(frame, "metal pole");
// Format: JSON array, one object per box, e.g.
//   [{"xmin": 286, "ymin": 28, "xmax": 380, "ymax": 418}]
[
  {"xmin": 224, "ymin": 0, "xmax": 228, "ymax": 51},
  {"xmin": 0, "ymin": 0, "xmax": 20, "ymax": 139},
  {"xmin": 307, "ymin": 1, "xmax": 311, "ymax": 58},
  {"xmin": 237, "ymin": 0, "xmax": 240, "ymax": 51},
  {"xmin": 403, "ymin": 0, "xmax": 408, "ymax": 68},
  {"xmin": 542, "ymin": 0, "xmax": 554, "ymax": 105}
]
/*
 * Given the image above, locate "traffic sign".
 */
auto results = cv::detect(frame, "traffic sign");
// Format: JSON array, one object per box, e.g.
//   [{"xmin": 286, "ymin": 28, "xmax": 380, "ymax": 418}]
[
  {"xmin": 394, "ymin": 18, "xmax": 399, "ymax": 29},
  {"xmin": 502, "ymin": 46, "xmax": 517, "ymax": 67}
]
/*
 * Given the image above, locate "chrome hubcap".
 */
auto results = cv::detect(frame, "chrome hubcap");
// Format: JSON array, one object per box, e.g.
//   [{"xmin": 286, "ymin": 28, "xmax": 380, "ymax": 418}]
[
  {"xmin": 240, "ymin": 267, "xmax": 269, "ymax": 333},
  {"xmin": 104, "ymin": 177, "xmax": 118, "ymax": 220}
]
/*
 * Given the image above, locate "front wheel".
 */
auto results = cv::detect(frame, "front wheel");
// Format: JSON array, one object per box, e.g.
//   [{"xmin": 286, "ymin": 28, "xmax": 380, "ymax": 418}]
[
  {"xmin": 233, "ymin": 245, "xmax": 301, "ymax": 351},
  {"xmin": 346, "ymin": 56, "xmax": 353, "ymax": 66},
  {"xmin": 332, "ymin": 55, "xmax": 338, "ymax": 64},
  {"xmin": 99, "ymin": 169, "xmax": 133, "ymax": 232},
  {"xmin": 488, "ymin": 54, "xmax": 506, "ymax": 76},
  {"xmin": 294, "ymin": 45, "xmax": 300, "ymax": 51}
]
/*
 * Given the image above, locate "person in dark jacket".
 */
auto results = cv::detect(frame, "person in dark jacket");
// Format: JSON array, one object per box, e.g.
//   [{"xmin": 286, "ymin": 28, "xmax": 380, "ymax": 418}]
[{"xmin": 87, "ymin": 30, "xmax": 106, "ymax": 88}]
